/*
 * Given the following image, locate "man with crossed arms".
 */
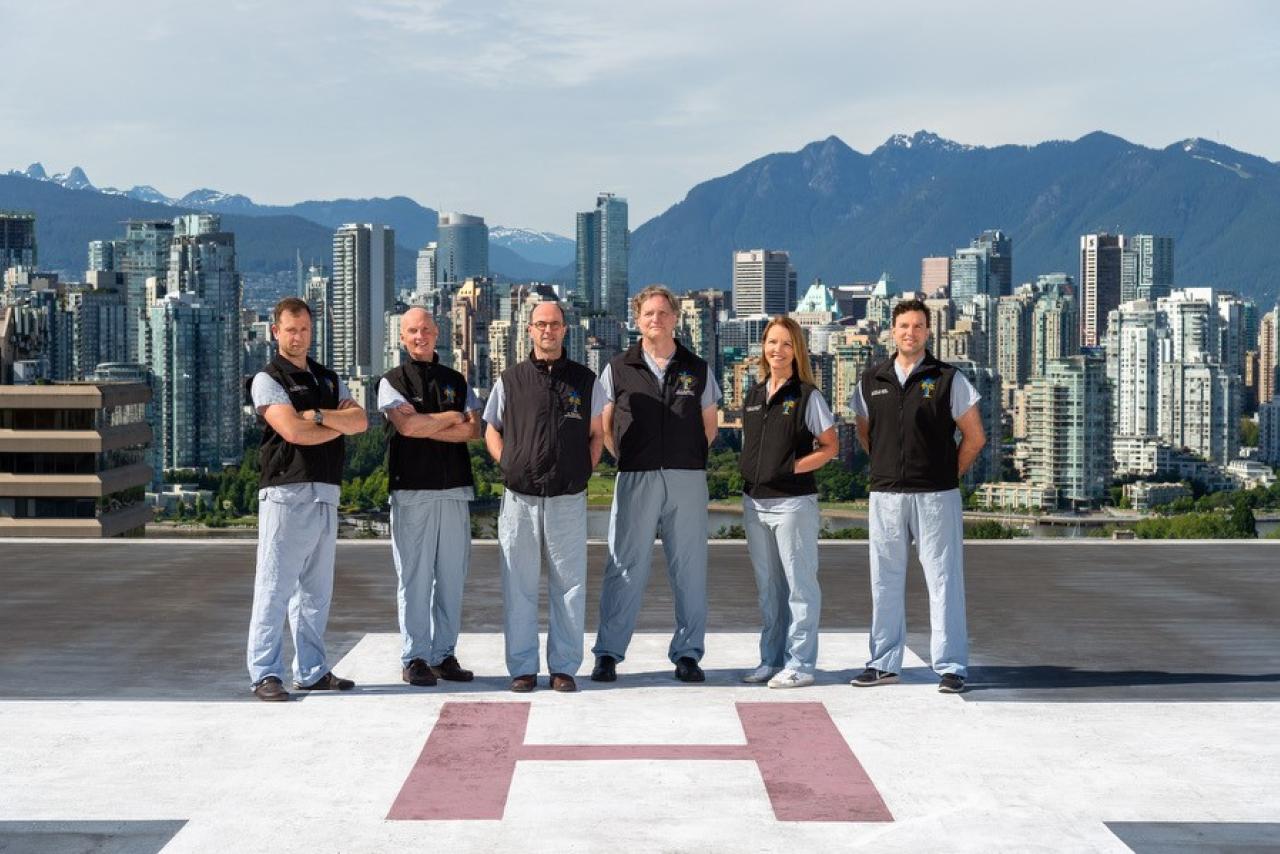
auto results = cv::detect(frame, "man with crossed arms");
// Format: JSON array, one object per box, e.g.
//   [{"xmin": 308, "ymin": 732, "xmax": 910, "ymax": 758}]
[{"xmin": 379, "ymin": 306, "xmax": 482, "ymax": 687}]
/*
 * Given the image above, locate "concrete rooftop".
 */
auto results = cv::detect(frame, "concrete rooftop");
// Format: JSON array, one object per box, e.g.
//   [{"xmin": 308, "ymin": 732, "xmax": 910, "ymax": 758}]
[{"xmin": 1, "ymin": 540, "xmax": 1278, "ymax": 852}]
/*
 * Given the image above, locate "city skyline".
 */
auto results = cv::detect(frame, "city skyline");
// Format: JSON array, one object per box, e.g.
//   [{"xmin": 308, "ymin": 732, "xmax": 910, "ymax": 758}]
[{"xmin": 2, "ymin": 2, "xmax": 1277, "ymax": 234}]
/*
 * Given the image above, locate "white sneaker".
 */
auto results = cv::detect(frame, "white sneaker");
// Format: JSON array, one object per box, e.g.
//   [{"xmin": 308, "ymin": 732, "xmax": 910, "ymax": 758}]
[
  {"xmin": 767, "ymin": 668, "xmax": 815, "ymax": 689},
  {"xmin": 741, "ymin": 665, "xmax": 781, "ymax": 684}
]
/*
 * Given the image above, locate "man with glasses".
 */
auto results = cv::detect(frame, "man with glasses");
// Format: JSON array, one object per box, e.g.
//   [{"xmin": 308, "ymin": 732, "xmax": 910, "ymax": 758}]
[
  {"xmin": 483, "ymin": 301, "xmax": 605, "ymax": 693},
  {"xmin": 591, "ymin": 285, "xmax": 721, "ymax": 684}
]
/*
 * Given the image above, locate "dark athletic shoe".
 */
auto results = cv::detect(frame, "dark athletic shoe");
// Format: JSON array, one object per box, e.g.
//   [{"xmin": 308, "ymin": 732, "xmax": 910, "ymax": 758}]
[
  {"xmin": 674, "ymin": 656, "xmax": 705, "ymax": 683},
  {"xmin": 294, "ymin": 672, "xmax": 355, "ymax": 691},
  {"xmin": 850, "ymin": 668, "xmax": 899, "ymax": 687},
  {"xmin": 591, "ymin": 655, "xmax": 617, "ymax": 682},
  {"xmin": 938, "ymin": 673, "xmax": 967, "ymax": 694},
  {"xmin": 430, "ymin": 655, "xmax": 474, "ymax": 682},
  {"xmin": 253, "ymin": 676, "xmax": 290, "ymax": 702},
  {"xmin": 402, "ymin": 658, "xmax": 437, "ymax": 687}
]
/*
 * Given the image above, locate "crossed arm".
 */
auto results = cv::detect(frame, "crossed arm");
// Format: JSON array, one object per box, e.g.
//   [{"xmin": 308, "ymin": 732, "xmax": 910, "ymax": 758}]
[
  {"xmin": 262, "ymin": 398, "xmax": 367, "ymax": 445},
  {"xmin": 386, "ymin": 404, "xmax": 481, "ymax": 442}
]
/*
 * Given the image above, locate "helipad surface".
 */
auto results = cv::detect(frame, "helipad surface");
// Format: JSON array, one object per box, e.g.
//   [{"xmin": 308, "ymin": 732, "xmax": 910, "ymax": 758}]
[{"xmin": 1, "ymin": 540, "xmax": 1278, "ymax": 852}]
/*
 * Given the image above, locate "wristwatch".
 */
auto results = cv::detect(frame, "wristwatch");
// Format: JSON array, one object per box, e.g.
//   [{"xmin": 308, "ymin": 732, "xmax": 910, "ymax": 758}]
[{"xmin": 312, "ymin": 409, "xmax": 324, "ymax": 425}]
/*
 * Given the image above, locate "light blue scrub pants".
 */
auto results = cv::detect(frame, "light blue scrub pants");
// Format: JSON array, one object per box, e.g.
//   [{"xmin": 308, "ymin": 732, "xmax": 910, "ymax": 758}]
[
  {"xmin": 593, "ymin": 469, "xmax": 709, "ymax": 664},
  {"xmin": 246, "ymin": 495, "xmax": 337, "ymax": 687},
  {"xmin": 499, "ymin": 489, "xmax": 588, "ymax": 677},
  {"xmin": 389, "ymin": 492, "xmax": 471, "ymax": 667},
  {"xmin": 866, "ymin": 488, "xmax": 969, "ymax": 677},
  {"xmin": 744, "ymin": 495, "xmax": 822, "ymax": 673}
]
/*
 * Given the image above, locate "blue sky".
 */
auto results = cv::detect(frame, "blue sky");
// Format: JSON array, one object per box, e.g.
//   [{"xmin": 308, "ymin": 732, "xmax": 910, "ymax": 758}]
[{"xmin": 2, "ymin": 1, "xmax": 1276, "ymax": 234}]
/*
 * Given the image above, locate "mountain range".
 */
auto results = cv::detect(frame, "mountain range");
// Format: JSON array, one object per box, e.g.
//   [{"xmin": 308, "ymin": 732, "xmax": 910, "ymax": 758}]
[
  {"xmin": 631, "ymin": 131, "xmax": 1280, "ymax": 304},
  {"xmin": 2, "ymin": 164, "xmax": 574, "ymax": 280},
  {"xmin": 5, "ymin": 130, "xmax": 1280, "ymax": 305}
]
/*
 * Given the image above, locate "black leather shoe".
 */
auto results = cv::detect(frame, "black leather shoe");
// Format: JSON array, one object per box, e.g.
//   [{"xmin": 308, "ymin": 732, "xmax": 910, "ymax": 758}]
[
  {"xmin": 294, "ymin": 672, "xmax": 355, "ymax": 691},
  {"xmin": 253, "ymin": 676, "xmax": 290, "ymax": 702},
  {"xmin": 430, "ymin": 655, "xmax": 474, "ymax": 682},
  {"xmin": 402, "ymin": 658, "xmax": 437, "ymax": 687},
  {"xmin": 674, "ymin": 656, "xmax": 705, "ymax": 683},
  {"xmin": 591, "ymin": 655, "xmax": 617, "ymax": 682}
]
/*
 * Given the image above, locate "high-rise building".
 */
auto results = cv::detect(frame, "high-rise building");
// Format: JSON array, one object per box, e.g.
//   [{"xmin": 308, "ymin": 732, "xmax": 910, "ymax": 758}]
[
  {"xmin": 575, "ymin": 193, "xmax": 629, "ymax": 318},
  {"xmin": 831, "ymin": 332, "xmax": 880, "ymax": 419},
  {"xmin": 162, "ymin": 215, "xmax": 242, "ymax": 464},
  {"xmin": 416, "ymin": 242, "xmax": 437, "ymax": 295},
  {"xmin": 87, "ymin": 239, "xmax": 124, "ymax": 274},
  {"xmin": 731, "ymin": 250, "xmax": 795, "ymax": 317},
  {"xmin": 1106, "ymin": 300, "xmax": 1165, "ymax": 439},
  {"xmin": 1215, "ymin": 291, "xmax": 1251, "ymax": 380},
  {"xmin": 330, "ymin": 223, "xmax": 395, "ymax": 376},
  {"xmin": 951, "ymin": 230, "xmax": 1011, "ymax": 302},
  {"xmin": 1120, "ymin": 234, "xmax": 1174, "ymax": 303},
  {"xmin": 1258, "ymin": 396, "xmax": 1280, "ymax": 466},
  {"xmin": 1159, "ymin": 289, "xmax": 1217, "ymax": 363},
  {"xmin": 920, "ymin": 256, "xmax": 950, "ymax": 294},
  {"xmin": 957, "ymin": 294, "xmax": 997, "ymax": 368},
  {"xmin": 677, "ymin": 289, "xmax": 724, "ymax": 375},
  {"xmin": 1260, "ymin": 308, "xmax": 1279, "ymax": 405},
  {"xmin": 119, "ymin": 220, "xmax": 175, "ymax": 361},
  {"xmin": 973, "ymin": 229, "xmax": 1012, "ymax": 296},
  {"xmin": 1026, "ymin": 355, "xmax": 1111, "ymax": 508},
  {"xmin": 996, "ymin": 293, "xmax": 1035, "ymax": 388},
  {"xmin": 143, "ymin": 293, "xmax": 238, "ymax": 476},
  {"xmin": 450, "ymin": 276, "xmax": 495, "ymax": 390},
  {"xmin": 1157, "ymin": 359, "xmax": 1240, "ymax": 466},
  {"xmin": 64, "ymin": 285, "xmax": 128, "ymax": 379},
  {"xmin": 437, "ymin": 213, "xmax": 488, "ymax": 289},
  {"xmin": 949, "ymin": 248, "xmax": 987, "ymax": 303},
  {"xmin": 1079, "ymin": 233, "xmax": 1123, "ymax": 348},
  {"xmin": 487, "ymin": 319, "xmax": 512, "ymax": 381},
  {"xmin": 952, "ymin": 359, "xmax": 1002, "ymax": 486},
  {"xmin": 0, "ymin": 212, "xmax": 37, "ymax": 273},
  {"xmin": 304, "ymin": 267, "xmax": 332, "ymax": 366},
  {"xmin": 1029, "ymin": 282, "xmax": 1079, "ymax": 379}
]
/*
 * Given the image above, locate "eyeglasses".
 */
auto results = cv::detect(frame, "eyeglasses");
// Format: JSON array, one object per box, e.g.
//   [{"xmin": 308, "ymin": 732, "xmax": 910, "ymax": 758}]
[{"xmin": 531, "ymin": 321, "xmax": 564, "ymax": 331}]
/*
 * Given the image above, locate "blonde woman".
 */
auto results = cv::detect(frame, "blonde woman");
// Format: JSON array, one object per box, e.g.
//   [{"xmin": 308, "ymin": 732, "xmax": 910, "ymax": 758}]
[{"xmin": 738, "ymin": 316, "xmax": 838, "ymax": 688}]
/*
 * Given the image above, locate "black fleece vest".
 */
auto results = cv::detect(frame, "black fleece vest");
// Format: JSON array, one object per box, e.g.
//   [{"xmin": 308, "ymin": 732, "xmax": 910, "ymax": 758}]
[
  {"xmin": 258, "ymin": 354, "xmax": 345, "ymax": 488},
  {"xmin": 383, "ymin": 357, "xmax": 474, "ymax": 492},
  {"xmin": 609, "ymin": 342, "xmax": 709, "ymax": 472},
  {"xmin": 498, "ymin": 353, "xmax": 596, "ymax": 497},
  {"xmin": 740, "ymin": 376, "xmax": 818, "ymax": 499},
  {"xmin": 861, "ymin": 351, "xmax": 959, "ymax": 493}
]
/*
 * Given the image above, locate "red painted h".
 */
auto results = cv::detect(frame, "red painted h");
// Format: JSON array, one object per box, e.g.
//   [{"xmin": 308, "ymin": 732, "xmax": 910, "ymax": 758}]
[{"xmin": 389, "ymin": 701, "xmax": 892, "ymax": 823}]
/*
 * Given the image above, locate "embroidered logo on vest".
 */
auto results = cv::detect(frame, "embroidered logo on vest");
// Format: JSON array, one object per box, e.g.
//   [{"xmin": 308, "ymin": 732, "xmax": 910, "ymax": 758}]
[{"xmin": 565, "ymin": 390, "xmax": 583, "ymax": 419}]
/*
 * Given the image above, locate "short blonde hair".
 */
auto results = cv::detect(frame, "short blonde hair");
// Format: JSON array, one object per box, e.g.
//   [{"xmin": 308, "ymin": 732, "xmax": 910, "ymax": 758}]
[
  {"xmin": 631, "ymin": 285, "xmax": 679, "ymax": 318},
  {"xmin": 756, "ymin": 316, "xmax": 816, "ymax": 385}
]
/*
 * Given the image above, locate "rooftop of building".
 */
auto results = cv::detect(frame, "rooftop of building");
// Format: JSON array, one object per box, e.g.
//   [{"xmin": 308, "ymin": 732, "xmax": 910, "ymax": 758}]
[{"xmin": 1, "ymin": 539, "xmax": 1276, "ymax": 851}]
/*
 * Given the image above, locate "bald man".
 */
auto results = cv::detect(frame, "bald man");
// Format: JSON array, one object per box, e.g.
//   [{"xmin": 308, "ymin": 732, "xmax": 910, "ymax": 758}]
[{"xmin": 378, "ymin": 307, "xmax": 482, "ymax": 687}]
